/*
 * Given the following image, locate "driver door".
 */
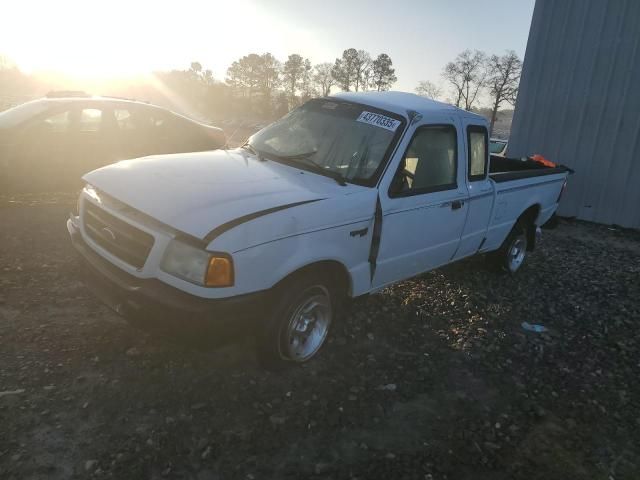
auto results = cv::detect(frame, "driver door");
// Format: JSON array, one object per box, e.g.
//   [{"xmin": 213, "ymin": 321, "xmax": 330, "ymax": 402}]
[{"xmin": 372, "ymin": 123, "xmax": 469, "ymax": 289}]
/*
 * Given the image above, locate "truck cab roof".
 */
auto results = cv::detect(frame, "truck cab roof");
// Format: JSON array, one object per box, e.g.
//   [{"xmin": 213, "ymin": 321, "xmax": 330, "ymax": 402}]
[{"xmin": 331, "ymin": 91, "xmax": 487, "ymax": 124}]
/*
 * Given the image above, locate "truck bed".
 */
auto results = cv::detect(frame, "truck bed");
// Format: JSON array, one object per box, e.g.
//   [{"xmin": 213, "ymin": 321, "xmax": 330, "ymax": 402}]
[
  {"xmin": 489, "ymin": 155, "xmax": 570, "ymax": 183},
  {"xmin": 477, "ymin": 154, "xmax": 570, "ymax": 255}
]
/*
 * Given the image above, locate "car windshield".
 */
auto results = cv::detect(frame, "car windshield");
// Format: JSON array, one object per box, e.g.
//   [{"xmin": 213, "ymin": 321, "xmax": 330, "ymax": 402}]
[
  {"xmin": 248, "ymin": 99, "xmax": 405, "ymax": 185},
  {"xmin": 0, "ymin": 100, "xmax": 49, "ymax": 129},
  {"xmin": 490, "ymin": 140, "xmax": 507, "ymax": 154}
]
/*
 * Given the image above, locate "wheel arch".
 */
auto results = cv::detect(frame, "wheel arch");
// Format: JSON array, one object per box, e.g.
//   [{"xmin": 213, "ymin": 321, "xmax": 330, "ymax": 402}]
[
  {"xmin": 517, "ymin": 203, "xmax": 541, "ymax": 251},
  {"xmin": 273, "ymin": 260, "xmax": 352, "ymax": 298}
]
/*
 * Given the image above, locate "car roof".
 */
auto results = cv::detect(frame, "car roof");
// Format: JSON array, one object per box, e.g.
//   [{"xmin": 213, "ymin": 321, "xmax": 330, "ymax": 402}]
[
  {"xmin": 331, "ymin": 91, "xmax": 487, "ymax": 123},
  {"xmin": 19, "ymin": 96, "xmax": 211, "ymax": 125},
  {"xmin": 35, "ymin": 96, "xmax": 160, "ymax": 108}
]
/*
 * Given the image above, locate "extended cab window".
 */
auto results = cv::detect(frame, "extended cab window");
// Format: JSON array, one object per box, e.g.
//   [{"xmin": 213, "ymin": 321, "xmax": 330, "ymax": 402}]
[
  {"xmin": 468, "ymin": 125, "xmax": 488, "ymax": 180},
  {"xmin": 390, "ymin": 125, "xmax": 457, "ymax": 196}
]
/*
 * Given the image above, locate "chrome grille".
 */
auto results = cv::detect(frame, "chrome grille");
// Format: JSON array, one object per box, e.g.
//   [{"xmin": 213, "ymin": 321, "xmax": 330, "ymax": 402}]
[{"xmin": 83, "ymin": 202, "xmax": 154, "ymax": 269}]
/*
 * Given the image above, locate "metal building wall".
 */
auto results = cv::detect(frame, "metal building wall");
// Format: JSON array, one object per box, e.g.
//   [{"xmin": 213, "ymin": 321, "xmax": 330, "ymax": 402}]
[{"xmin": 508, "ymin": 0, "xmax": 640, "ymax": 228}]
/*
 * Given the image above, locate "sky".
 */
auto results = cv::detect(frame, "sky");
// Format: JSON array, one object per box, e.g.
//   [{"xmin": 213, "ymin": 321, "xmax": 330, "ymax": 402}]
[{"xmin": 0, "ymin": 0, "xmax": 535, "ymax": 93}]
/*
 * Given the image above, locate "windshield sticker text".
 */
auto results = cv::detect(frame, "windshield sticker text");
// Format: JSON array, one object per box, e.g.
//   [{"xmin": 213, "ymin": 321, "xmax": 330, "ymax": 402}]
[{"xmin": 356, "ymin": 111, "xmax": 401, "ymax": 132}]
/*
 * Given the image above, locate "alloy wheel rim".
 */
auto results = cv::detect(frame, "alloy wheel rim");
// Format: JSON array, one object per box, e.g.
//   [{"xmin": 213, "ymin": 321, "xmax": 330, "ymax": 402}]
[
  {"xmin": 508, "ymin": 236, "xmax": 527, "ymax": 272},
  {"xmin": 282, "ymin": 287, "xmax": 331, "ymax": 362}
]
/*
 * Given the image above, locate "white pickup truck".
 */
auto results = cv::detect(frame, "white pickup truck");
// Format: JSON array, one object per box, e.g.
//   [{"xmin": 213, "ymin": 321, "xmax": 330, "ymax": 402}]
[{"xmin": 67, "ymin": 92, "xmax": 570, "ymax": 366}]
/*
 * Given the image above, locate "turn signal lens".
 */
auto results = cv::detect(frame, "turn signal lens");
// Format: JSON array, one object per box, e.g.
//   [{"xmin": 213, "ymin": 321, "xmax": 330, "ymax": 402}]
[{"xmin": 205, "ymin": 256, "xmax": 234, "ymax": 287}]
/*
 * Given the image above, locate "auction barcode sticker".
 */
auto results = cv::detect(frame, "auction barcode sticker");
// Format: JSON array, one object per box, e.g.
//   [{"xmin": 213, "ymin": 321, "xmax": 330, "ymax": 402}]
[{"xmin": 356, "ymin": 111, "xmax": 401, "ymax": 132}]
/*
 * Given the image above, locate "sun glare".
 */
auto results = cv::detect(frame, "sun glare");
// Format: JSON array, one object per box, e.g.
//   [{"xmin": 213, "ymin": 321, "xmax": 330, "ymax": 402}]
[{"xmin": 0, "ymin": 0, "xmax": 312, "ymax": 80}]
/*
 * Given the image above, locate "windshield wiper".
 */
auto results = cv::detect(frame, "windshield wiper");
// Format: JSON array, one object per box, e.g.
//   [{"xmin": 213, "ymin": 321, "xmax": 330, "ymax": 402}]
[
  {"xmin": 273, "ymin": 151, "xmax": 317, "ymax": 161},
  {"xmin": 241, "ymin": 141, "xmax": 264, "ymax": 161},
  {"xmin": 270, "ymin": 151, "xmax": 347, "ymax": 186}
]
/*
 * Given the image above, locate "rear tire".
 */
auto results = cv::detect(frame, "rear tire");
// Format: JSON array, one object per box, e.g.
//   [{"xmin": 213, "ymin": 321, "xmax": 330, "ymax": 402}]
[
  {"xmin": 491, "ymin": 221, "xmax": 529, "ymax": 273},
  {"xmin": 257, "ymin": 272, "xmax": 337, "ymax": 369}
]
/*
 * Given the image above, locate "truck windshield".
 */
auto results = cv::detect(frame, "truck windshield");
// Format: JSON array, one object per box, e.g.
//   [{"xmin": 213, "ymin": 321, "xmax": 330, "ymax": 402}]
[{"xmin": 248, "ymin": 99, "xmax": 405, "ymax": 186}]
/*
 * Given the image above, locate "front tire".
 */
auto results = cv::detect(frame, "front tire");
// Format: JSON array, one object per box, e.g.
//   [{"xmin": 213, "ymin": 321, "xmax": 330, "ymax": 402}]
[{"xmin": 258, "ymin": 273, "xmax": 336, "ymax": 368}]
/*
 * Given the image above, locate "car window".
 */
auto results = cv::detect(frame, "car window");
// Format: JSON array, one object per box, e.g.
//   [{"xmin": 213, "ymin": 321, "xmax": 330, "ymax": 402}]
[
  {"xmin": 489, "ymin": 140, "xmax": 506, "ymax": 154},
  {"xmin": 391, "ymin": 125, "xmax": 457, "ymax": 196},
  {"xmin": 114, "ymin": 109, "xmax": 135, "ymax": 130},
  {"xmin": 468, "ymin": 125, "xmax": 489, "ymax": 180},
  {"xmin": 131, "ymin": 108, "xmax": 170, "ymax": 131},
  {"xmin": 149, "ymin": 112, "xmax": 167, "ymax": 128},
  {"xmin": 42, "ymin": 111, "xmax": 72, "ymax": 133},
  {"xmin": 78, "ymin": 109, "xmax": 103, "ymax": 133}
]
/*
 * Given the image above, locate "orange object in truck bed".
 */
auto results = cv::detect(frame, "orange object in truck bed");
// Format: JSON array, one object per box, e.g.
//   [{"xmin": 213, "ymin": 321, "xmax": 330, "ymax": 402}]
[{"xmin": 531, "ymin": 154, "xmax": 556, "ymax": 168}]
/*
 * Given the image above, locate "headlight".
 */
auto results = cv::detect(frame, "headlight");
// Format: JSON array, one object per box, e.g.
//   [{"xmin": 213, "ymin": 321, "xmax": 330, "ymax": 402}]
[
  {"xmin": 160, "ymin": 239, "xmax": 234, "ymax": 287},
  {"xmin": 83, "ymin": 184, "xmax": 101, "ymax": 203}
]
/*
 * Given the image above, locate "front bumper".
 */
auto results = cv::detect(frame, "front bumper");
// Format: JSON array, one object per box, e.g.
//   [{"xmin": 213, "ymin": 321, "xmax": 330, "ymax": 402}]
[{"xmin": 67, "ymin": 217, "xmax": 268, "ymax": 336}]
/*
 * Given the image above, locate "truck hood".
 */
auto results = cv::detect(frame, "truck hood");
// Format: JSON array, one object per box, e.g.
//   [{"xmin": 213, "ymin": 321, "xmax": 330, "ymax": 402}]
[{"xmin": 83, "ymin": 149, "xmax": 358, "ymax": 240}]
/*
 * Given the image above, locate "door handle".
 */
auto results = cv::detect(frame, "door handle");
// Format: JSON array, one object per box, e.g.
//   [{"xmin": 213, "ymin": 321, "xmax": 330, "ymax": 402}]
[
  {"xmin": 349, "ymin": 227, "xmax": 369, "ymax": 237},
  {"xmin": 451, "ymin": 200, "xmax": 464, "ymax": 210}
]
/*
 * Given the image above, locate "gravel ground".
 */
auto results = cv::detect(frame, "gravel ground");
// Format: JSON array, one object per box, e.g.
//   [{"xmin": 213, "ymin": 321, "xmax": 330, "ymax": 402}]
[{"xmin": 1, "ymin": 194, "xmax": 639, "ymax": 480}]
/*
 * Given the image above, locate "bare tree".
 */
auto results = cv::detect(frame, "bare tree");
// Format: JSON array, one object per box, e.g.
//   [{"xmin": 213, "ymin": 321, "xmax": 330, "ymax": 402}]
[
  {"xmin": 371, "ymin": 53, "xmax": 397, "ymax": 91},
  {"xmin": 487, "ymin": 50, "xmax": 522, "ymax": 135},
  {"xmin": 443, "ymin": 49, "xmax": 487, "ymax": 110},
  {"xmin": 313, "ymin": 63, "xmax": 335, "ymax": 97},
  {"xmin": 415, "ymin": 80, "xmax": 442, "ymax": 100},
  {"xmin": 362, "ymin": 68, "xmax": 373, "ymax": 91}
]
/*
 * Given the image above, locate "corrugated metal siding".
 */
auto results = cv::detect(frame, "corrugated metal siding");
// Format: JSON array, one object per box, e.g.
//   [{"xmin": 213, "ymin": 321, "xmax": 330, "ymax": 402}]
[{"xmin": 508, "ymin": 0, "xmax": 640, "ymax": 228}]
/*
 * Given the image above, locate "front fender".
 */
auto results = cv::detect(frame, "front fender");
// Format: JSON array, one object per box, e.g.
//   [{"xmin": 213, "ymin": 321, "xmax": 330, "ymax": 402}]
[
  {"xmin": 231, "ymin": 217, "xmax": 374, "ymax": 297},
  {"xmin": 208, "ymin": 190, "xmax": 378, "ymax": 297}
]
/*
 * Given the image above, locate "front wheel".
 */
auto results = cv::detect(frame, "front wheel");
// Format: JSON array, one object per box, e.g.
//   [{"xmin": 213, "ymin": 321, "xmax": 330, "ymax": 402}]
[
  {"xmin": 258, "ymin": 274, "xmax": 335, "ymax": 368},
  {"xmin": 491, "ymin": 221, "xmax": 529, "ymax": 273}
]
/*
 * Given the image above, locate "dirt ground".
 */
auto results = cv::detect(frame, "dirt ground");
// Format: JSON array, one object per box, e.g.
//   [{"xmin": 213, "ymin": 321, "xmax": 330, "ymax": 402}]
[{"xmin": 1, "ymin": 194, "xmax": 639, "ymax": 480}]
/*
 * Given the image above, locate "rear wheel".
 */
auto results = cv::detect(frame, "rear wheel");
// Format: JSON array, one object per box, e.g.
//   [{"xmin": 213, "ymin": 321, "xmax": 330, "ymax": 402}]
[
  {"xmin": 492, "ymin": 221, "xmax": 529, "ymax": 273},
  {"xmin": 258, "ymin": 272, "xmax": 337, "ymax": 368}
]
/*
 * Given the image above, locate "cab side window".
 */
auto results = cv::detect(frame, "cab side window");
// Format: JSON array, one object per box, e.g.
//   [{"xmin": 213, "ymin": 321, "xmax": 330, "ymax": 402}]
[
  {"xmin": 390, "ymin": 125, "xmax": 457, "ymax": 196},
  {"xmin": 78, "ymin": 108, "xmax": 103, "ymax": 133},
  {"xmin": 40, "ymin": 111, "xmax": 72, "ymax": 133},
  {"xmin": 467, "ymin": 125, "xmax": 488, "ymax": 180}
]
